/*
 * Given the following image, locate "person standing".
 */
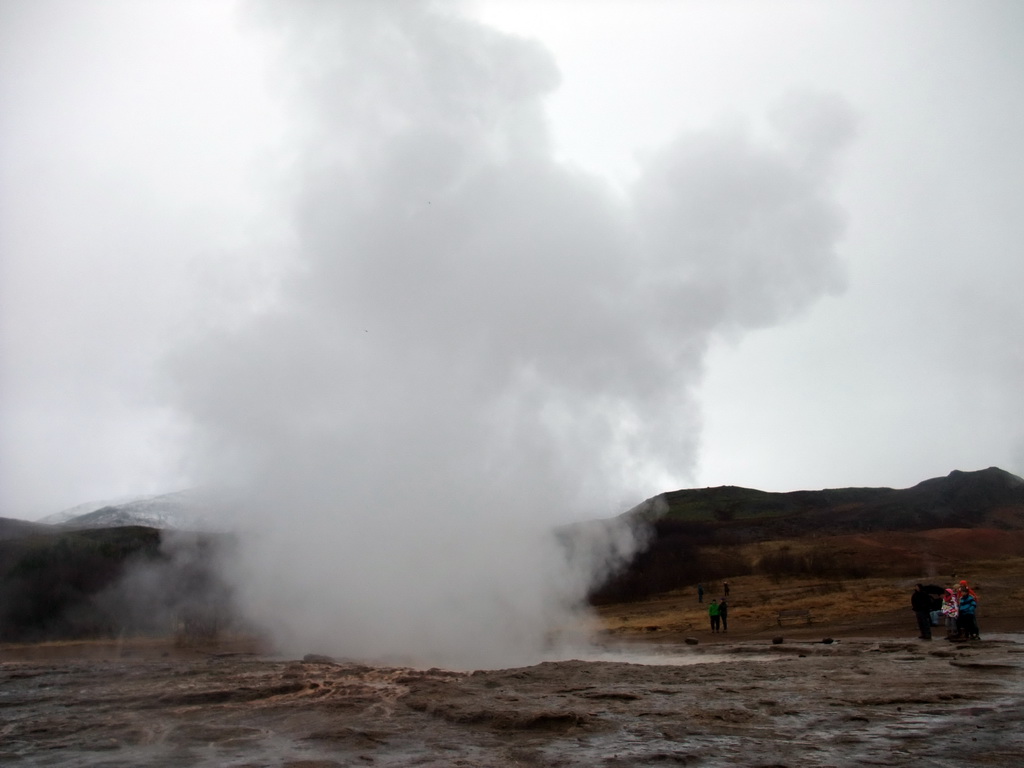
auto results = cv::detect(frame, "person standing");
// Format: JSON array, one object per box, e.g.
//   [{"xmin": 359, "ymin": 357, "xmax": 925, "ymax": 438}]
[
  {"xmin": 708, "ymin": 599, "xmax": 721, "ymax": 633},
  {"xmin": 941, "ymin": 587, "xmax": 959, "ymax": 639},
  {"xmin": 723, "ymin": 581, "xmax": 730, "ymax": 597},
  {"xmin": 956, "ymin": 580, "xmax": 980, "ymax": 640},
  {"xmin": 911, "ymin": 584, "xmax": 933, "ymax": 640},
  {"xmin": 719, "ymin": 599, "xmax": 729, "ymax": 632},
  {"xmin": 697, "ymin": 584, "xmax": 704, "ymax": 603}
]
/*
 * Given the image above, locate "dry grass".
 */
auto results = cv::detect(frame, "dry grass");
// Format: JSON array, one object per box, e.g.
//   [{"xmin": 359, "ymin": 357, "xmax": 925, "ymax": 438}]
[
  {"xmin": 0, "ymin": 634, "xmax": 266, "ymax": 662},
  {"xmin": 596, "ymin": 557, "xmax": 1024, "ymax": 639}
]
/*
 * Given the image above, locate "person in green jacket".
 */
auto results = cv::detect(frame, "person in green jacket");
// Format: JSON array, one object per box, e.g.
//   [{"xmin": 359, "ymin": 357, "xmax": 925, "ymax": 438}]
[{"xmin": 708, "ymin": 599, "xmax": 721, "ymax": 633}]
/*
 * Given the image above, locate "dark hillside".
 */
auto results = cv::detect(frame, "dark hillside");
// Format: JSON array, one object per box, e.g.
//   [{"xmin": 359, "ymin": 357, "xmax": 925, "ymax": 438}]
[
  {"xmin": 0, "ymin": 517, "xmax": 56, "ymax": 541},
  {"xmin": 650, "ymin": 484, "xmax": 892, "ymax": 524},
  {"xmin": 795, "ymin": 467, "xmax": 1024, "ymax": 533},
  {"xmin": 637, "ymin": 467, "xmax": 1024, "ymax": 536},
  {"xmin": 591, "ymin": 467, "xmax": 1024, "ymax": 603},
  {"xmin": 0, "ymin": 527, "xmax": 161, "ymax": 641},
  {"xmin": 0, "ymin": 527, "xmax": 233, "ymax": 642}
]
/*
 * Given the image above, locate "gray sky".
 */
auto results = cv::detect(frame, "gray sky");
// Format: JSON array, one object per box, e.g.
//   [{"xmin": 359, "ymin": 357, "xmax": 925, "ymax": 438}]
[
  {"xmin": 480, "ymin": 0, "xmax": 1024, "ymax": 494},
  {"xmin": 2, "ymin": 0, "xmax": 1023, "ymax": 523}
]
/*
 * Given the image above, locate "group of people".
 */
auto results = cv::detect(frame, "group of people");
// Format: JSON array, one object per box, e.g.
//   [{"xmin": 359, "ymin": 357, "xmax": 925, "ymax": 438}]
[
  {"xmin": 911, "ymin": 580, "xmax": 980, "ymax": 641},
  {"xmin": 697, "ymin": 582, "xmax": 730, "ymax": 632},
  {"xmin": 696, "ymin": 581, "xmax": 729, "ymax": 603},
  {"xmin": 708, "ymin": 597, "xmax": 728, "ymax": 632}
]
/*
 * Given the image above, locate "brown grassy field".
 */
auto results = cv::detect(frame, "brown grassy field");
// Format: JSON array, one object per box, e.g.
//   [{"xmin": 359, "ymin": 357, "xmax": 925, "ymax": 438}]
[{"xmin": 596, "ymin": 555, "xmax": 1024, "ymax": 642}]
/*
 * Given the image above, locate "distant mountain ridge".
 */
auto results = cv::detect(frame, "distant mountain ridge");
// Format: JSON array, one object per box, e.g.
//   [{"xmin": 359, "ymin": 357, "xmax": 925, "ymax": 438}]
[
  {"xmin": 590, "ymin": 466, "xmax": 1024, "ymax": 603},
  {"xmin": 0, "ymin": 517, "xmax": 54, "ymax": 541},
  {"xmin": 37, "ymin": 489, "xmax": 215, "ymax": 531},
  {"xmin": 36, "ymin": 494, "xmax": 153, "ymax": 525},
  {"xmin": 629, "ymin": 467, "xmax": 1024, "ymax": 537},
  {"xmin": 3, "ymin": 467, "xmax": 1023, "ymax": 638},
  {"xmin": 22, "ymin": 467, "xmax": 1024, "ymax": 535}
]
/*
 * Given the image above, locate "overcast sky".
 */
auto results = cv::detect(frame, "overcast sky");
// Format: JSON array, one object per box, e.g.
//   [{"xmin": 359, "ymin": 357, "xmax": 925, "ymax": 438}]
[{"xmin": 2, "ymin": 0, "xmax": 1023, "ymax": 523}]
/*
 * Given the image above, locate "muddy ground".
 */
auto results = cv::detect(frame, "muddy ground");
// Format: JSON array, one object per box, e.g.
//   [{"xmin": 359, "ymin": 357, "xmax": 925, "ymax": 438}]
[{"xmin": 2, "ymin": 629, "xmax": 1023, "ymax": 768}]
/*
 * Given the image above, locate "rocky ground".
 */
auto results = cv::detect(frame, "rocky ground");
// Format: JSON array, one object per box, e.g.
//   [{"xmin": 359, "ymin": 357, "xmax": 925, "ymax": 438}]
[
  {"xmin": 2, "ymin": 629, "xmax": 1023, "ymax": 768},
  {"xmin": 3, "ymin": 568, "xmax": 1023, "ymax": 767}
]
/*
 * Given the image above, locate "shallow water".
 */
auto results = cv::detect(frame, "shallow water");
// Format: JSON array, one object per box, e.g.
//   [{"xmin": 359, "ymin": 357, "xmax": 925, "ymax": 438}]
[
  {"xmin": 545, "ymin": 645, "xmax": 782, "ymax": 667},
  {"xmin": 3, "ymin": 636, "xmax": 1022, "ymax": 767}
]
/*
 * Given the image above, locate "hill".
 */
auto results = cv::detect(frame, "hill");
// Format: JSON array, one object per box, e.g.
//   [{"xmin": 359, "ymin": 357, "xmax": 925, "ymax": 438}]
[
  {"xmin": 0, "ymin": 526, "xmax": 233, "ymax": 643},
  {"xmin": 35, "ymin": 494, "xmax": 153, "ymax": 525},
  {"xmin": 37, "ymin": 489, "xmax": 215, "ymax": 531},
  {"xmin": 631, "ymin": 467, "xmax": 1024, "ymax": 534},
  {"xmin": 591, "ymin": 467, "xmax": 1024, "ymax": 603},
  {"xmin": 0, "ymin": 517, "xmax": 55, "ymax": 541},
  {"xmin": 3, "ymin": 467, "xmax": 1021, "ymax": 642}
]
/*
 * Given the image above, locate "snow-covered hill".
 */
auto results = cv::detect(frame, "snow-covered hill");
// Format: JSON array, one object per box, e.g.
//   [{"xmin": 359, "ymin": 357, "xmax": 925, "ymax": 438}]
[
  {"xmin": 40, "ymin": 489, "xmax": 217, "ymax": 531},
  {"xmin": 37, "ymin": 494, "xmax": 156, "ymax": 525}
]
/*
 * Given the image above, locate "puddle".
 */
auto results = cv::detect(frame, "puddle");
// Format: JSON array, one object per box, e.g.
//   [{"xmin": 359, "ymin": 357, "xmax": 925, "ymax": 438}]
[{"xmin": 545, "ymin": 647, "xmax": 782, "ymax": 666}]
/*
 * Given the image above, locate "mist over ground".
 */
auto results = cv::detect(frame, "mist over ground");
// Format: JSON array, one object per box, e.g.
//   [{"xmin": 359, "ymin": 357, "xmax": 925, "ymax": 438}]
[{"xmin": 161, "ymin": 3, "xmax": 854, "ymax": 666}]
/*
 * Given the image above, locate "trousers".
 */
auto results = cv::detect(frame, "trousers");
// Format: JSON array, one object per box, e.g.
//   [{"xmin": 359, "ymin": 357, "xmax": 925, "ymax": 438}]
[{"xmin": 914, "ymin": 610, "xmax": 932, "ymax": 639}]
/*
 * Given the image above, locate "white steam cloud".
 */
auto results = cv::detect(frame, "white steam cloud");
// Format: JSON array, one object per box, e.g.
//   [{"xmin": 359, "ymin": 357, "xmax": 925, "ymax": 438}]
[{"xmin": 169, "ymin": 2, "xmax": 855, "ymax": 667}]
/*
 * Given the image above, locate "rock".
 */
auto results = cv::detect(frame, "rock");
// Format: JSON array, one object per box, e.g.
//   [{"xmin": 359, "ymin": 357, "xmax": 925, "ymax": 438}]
[
  {"xmin": 684, "ymin": 637, "xmax": 699, "ymax": 645},
  {"xmin": 822, "ymin": 638, "xmax": 834, "ymax": 644},
  {"xmin": 772, "ymin": 637, "xmax": 784, "ymax": 645}
]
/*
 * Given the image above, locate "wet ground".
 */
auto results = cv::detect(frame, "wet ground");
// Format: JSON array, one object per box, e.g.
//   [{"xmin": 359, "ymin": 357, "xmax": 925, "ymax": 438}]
[{"xmin": 2, "ymin": 635, "xmax": 1022, "ymax": 767}]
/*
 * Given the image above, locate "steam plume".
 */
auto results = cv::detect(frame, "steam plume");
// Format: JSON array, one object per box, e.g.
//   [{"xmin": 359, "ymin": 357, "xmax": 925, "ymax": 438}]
[{"xmin": 169, "ymin": 2, "xmax": 854, "ymax": 667}]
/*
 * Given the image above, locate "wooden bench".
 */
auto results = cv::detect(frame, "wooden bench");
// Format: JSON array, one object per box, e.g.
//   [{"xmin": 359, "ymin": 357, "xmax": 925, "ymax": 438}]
[{"xmin": 777, "ymin": 609, "xmax": 813, "ymax": 626}]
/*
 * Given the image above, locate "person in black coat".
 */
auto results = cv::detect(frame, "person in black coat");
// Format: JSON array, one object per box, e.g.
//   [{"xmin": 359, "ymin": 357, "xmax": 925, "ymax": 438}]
[{"xmin": 911, "ymin": 583, "xmax": 944, "ymax": 640}]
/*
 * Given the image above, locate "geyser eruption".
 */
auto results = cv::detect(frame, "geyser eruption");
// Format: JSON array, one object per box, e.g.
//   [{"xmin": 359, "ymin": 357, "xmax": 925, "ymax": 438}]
[{"xmin": 170, "ymin": 2, "xmax": 854, "ymax": 667}]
